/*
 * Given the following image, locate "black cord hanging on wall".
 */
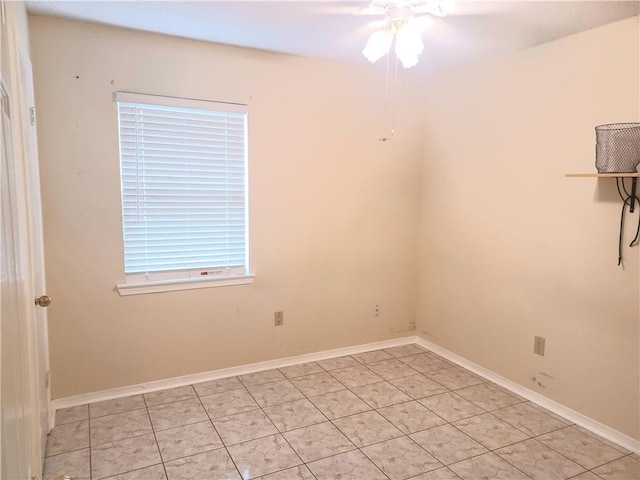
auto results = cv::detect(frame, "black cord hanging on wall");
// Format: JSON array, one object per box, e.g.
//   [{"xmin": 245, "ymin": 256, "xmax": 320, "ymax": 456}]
[
  {"xmin": 595, "ymin": 123, "xmax": 640, "ymax": 266},
  {"xmin": 614, "ymin": 178, "xmax": 640, "ymax": 266}
]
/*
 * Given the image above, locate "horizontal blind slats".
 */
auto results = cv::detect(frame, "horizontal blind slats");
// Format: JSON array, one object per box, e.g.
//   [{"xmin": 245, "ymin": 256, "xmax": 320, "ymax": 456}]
[{"xmin": 118, "ymin": 96, "xmax": 248, "ymax": 275}]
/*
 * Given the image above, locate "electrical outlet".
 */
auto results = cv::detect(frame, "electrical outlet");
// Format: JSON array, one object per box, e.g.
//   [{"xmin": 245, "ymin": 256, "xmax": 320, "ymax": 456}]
[
  {"xmin": 274, "ymin": 311, "xmax": 284, "ymax": 327},
  {"xmin": 373, "ymin": 304, "xmax": 380, "ymax": 317},
  {"xmin": 534, "ymin": 336, "xmax": 545, "ymax": 356}
]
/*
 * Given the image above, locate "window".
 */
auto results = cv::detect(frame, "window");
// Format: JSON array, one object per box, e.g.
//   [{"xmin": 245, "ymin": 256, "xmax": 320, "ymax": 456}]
[{"xmin": 115, "ymin": 92, "xmax": 252, "ymax": 295}]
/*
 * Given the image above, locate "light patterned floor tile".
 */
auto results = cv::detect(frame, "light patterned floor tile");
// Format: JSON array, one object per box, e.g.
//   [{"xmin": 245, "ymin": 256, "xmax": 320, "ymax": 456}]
[
  {"xmin": 410, "ymin": 424, "xmax": 488, "ymax": 465},
  {"xmin": 256, "ymin": 465, "xmax": 315, "ymax": 480},
  {"xmin": 193, "ymin": 376, "xmax": 244, "ymax": 397},
  {"xmin": 418, "ymin": 392, "xmax": 485, "ymax": 422},
  {"xmin": 199, "ymin": 388, "xmax": 259, "ymax": 419},
  {"xmin": 308, "ymin": 389, "xmax": 372, "ymax": 420},
  {"xmin": 67, "ymin": 349, "xmax": 635, "ymax": 480},
  {"xmin": 333, "ymin": 410, "xmax": 403, "ymax": 447},
  {"xmin": 144, "ymin": 385, "xmax": 197, "ymax": 407},
  {"xmin": 246, "ymin": 379, "xmax": 305, "ymax": 407},
  {"xmin": 103, "ymin": 464, "xmax": 167, "ymax": 480},
  {"xmin": 352, "ymin": 350, "xmax": 394, "ymax": 364},
  {"xmin": 367, "ymin": 359, "xmax": 422, "ymax": 380},
  {"xmin": 148, "ymin": 398, "xmax": 208, "ymax": 431},
  {"xmin": 155, "ymin": 421, "xmax": 223, "ymax": 462},
  {"xmin": 279, "ymin": 362, "xmax": 324, "ymax": 379},
  {"xmin": 290, "ymin": 372, "xmax": 345, "ymax": 397},
  {"xmin": 408, "ymin": 467, "xmax": 462, "ymax": 479},
  {"xmin": 537, "ymin": 426, "xmax": 625, "ymax": 470},
  {"xmin": 316, "ymin": 356, "xmax": 360, "ymax": 371},
  {"xmin": 390, "ymin": 374, "xmax": 449, "ymax": 400},
  {"xmin": 227, "ymin": 434, "xmax": 302, "ymax": 480},
  {"xmin": 55, "ymin": 405, "xmax": 88, "ymax": 425},
  {"xmin": 592, "ymin": 456, "xmax": 640, "ymax": 480},
  {"xmin": 91, "ymin": 433, "xmax": 161, "ymax": 479},
  {"xmin": 90, "ymin": 408, "xmax": 152, "ymax": 446},
  {"xmin": 263, "ymin": 398, "xmax": 327, "ymax": 432},
  {"xmin": 426, "ymin": 367, "xmax": 485, "ymax": 390},
  {"xmin": 90, "ymin": 395, "xmax": 145, "ymax": 418},
  {"xmin": 495, "ymin": 439, "xmax": 585, "ymax": 480},
  {"xmin": 399, "ymin": 354, "xmax": 451, "ymax": 374},
  {"xmin": 164, "ymin": 449, "xmax": 240, "ymax": 480},
  {"xmin": 213, "ymin": 409, "xmax": 278, "ymax": 445},
  {"xmin": 362, "ymin": 436, "xmax": 442, "ymax": 480},
  {"xmin": 378, "ymin": 401, "xmax": 447, "ymax": 434},
  {"xmin": 455, "ymin": 383, "xmax": 522, "ymax": 411},
  {"xmin": 330, "ymin": 365, "xmax": 383, "ymax": 388},
  {"xmin": 43, "ymin": 448, "xmax": 90, "ymax": 480},
  {"xmin": 239, "ymin": 369, "xmax": 286, "ymax": 387},
  {"xmin": 351, "ymin": 381, "xmax": 411, "ymax": 408},
  {"xmin": 46, "ymin": 420, "xmax": 90, "ymax": 456},
  {"xmin": 493, "ymin": 402, "xmax": 568, "ymax": 436},
  {"xmin": 568, "ymin": 472, "xmax": 605, "ymax": 480},
  {"xmin": 449, "ymin": 452, "xmax": 530, "ymax": 480},
  {"xmin": 383, "ymin": 344, "xmax": 426, "ymax": 358},
  {"xmin": 307, "ymin": 449, "xmax": 388, "ymax": 480},
  {"xmin": 453, "ymin": 413, "xmax": 529, "ymax": 449},
  {"xmin": 573, "ymin": 425, "xmax": 632, "ymax": 455},
  {"xmin": 284, "ymin": 422, "xmax": 355, "ymax": 462}
]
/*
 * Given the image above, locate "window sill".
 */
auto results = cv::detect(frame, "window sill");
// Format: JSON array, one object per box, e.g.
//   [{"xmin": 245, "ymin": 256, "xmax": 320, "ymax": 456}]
[{"xmin": 116, "ymin": 274, "xmax": 255, "ymax": 296}]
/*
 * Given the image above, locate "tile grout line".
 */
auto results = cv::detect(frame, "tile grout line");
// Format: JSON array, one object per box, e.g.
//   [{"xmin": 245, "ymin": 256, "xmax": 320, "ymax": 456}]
[
  {"xmin": 242, "ymin": 372, "xmax": 310, "ymax": 478},
  {"xmin": 281, "ymin": 360, "xmax": 391, "ymax": 480},
  {"xmin": 141, "ymin": 392, "xmax": 170, "ymax": 480},
  {"xmin": 87, "ymin": 408, "xmax": 93, "ymax": 480},
  {"xmin": 192, "ymin": 386, "xmax": 246, "ymax": 480}
]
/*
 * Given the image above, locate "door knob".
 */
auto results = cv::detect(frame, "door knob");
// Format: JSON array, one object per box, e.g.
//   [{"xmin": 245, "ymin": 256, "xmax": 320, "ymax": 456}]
[{"xmin": 34, "ymin": 295, "xmax": 51, "ymax": 307}]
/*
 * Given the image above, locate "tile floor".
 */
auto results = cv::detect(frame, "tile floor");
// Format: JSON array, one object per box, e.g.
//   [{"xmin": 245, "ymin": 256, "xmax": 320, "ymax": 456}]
[{"xmin": 44, "ymin": 344, "xmax": 639, "ymax": 480}]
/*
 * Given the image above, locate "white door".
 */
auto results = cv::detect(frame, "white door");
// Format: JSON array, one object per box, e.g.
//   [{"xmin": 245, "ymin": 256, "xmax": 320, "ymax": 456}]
[
  {"xmin": 18, "ymin": 50, "xmax": 52, "ymax": 456},
  {"xmin": 1, "ymin": 21, "xmax": 50, "ymax": 480},
  {"xmin": 1, "ymin": 77, "xmax": 33, "ymax": 480}
]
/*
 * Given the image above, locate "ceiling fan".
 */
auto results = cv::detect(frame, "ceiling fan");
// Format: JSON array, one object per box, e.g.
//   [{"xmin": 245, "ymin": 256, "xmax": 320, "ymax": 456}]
[{"xmin": 357, "ymin": 0, "xmax": 454, "ymax": 68}]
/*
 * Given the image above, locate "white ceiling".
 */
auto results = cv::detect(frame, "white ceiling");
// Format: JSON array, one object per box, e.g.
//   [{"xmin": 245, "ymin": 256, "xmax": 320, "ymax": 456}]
[{"xmin": 26, "ymin": 1, "xmax": 640, "ymax": 75}]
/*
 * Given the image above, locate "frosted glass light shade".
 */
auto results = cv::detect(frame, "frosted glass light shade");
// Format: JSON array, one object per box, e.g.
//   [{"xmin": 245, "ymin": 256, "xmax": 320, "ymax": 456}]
[
  {"xmin": 395, "ymin": 21, "xmax": 424, "ymax": 68},
  {"xmin": 363, "ymin": 30, "xmax": 393, "ymax": 63}
]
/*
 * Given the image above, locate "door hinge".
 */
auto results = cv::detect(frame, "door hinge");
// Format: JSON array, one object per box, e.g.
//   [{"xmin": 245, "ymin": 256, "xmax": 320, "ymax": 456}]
[
  {"xmin": 29, "ymin": 106, "xmax": 36, "ymax": 126},
  {"xmin": 45, "ymin": 370, "xmax": 50, "ymax": 389}
]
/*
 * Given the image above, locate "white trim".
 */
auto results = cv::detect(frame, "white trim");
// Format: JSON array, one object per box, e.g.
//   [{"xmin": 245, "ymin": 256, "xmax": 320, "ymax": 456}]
[
  {"xmin": 52, "ymin": 336, "xmax": 415, "ymax": 410},
  {"xmin": 116, "ymin": 274, "xmax": 255, "ymax": 296},
  {"xmin": 415, "ymin": 336, "xmax": 640, "ymax": 454}
]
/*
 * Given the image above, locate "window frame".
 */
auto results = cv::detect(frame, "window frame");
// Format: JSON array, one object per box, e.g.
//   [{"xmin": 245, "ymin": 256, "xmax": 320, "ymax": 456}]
[{"xmin": 114, "ymin": 91, "xmax": 253, "ymax": 296}]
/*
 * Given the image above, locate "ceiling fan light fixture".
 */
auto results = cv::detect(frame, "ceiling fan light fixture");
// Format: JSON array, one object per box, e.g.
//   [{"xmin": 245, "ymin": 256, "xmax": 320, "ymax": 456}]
[
  {"xmin": 362, "ymin": 29, "xmax": 394, "ymax": 63},
  {"xmin": 362, "ymin": 2, "xmax": 435, "ymax": 68}
]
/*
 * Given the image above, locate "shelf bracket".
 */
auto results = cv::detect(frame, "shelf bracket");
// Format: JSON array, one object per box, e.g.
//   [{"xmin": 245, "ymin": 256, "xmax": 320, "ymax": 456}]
[{"xmin": 630, "ymin": 177, "xmax": 637, "ymax": 213}]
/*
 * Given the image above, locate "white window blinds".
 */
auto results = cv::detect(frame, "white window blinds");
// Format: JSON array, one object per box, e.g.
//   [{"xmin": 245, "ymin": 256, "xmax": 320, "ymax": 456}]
[{"xmin": 116, "ymin": 92, "xmax": 248, "ymax": 278}]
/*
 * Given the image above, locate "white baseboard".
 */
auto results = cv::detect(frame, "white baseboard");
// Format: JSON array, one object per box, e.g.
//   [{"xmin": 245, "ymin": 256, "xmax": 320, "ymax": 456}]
[
  {"xmin": 52, "ymin": 334, "xmax": 639, "ymax": 454},
  {"xmin": 415, "ymin": 336, "xmax": 640, "ymax": 454},
  {"xmin": 52, "ymin": 336, "xmax": 416, "ymax": 411}
]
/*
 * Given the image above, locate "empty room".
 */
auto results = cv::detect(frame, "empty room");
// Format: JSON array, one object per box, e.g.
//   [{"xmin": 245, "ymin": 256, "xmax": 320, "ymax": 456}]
[{"xmin": 1, "ymin": 1, "xmax": 638, "ymax": 479}]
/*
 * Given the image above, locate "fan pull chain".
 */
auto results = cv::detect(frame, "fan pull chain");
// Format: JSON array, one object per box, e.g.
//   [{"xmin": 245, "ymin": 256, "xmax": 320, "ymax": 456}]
[{"xmin": 379, "ymin": 44, "xmax": 398, "ymax": 142}]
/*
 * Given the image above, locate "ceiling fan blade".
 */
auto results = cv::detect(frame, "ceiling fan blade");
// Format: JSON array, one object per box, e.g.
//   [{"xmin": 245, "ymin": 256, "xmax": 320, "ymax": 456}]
[{"xmin": 354, "ymin": 5, "xmax": 386, "ymax": 16}]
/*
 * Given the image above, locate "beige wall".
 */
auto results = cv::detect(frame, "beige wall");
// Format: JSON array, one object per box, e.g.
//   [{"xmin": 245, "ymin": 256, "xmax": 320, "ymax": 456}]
[
  {"xmin": 417, "ymin": 16, "xmax": 640, "ymax": 440},
  {"xmin": 29, "ymin": 16, "xmax": 423, "ymax": 399}
]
